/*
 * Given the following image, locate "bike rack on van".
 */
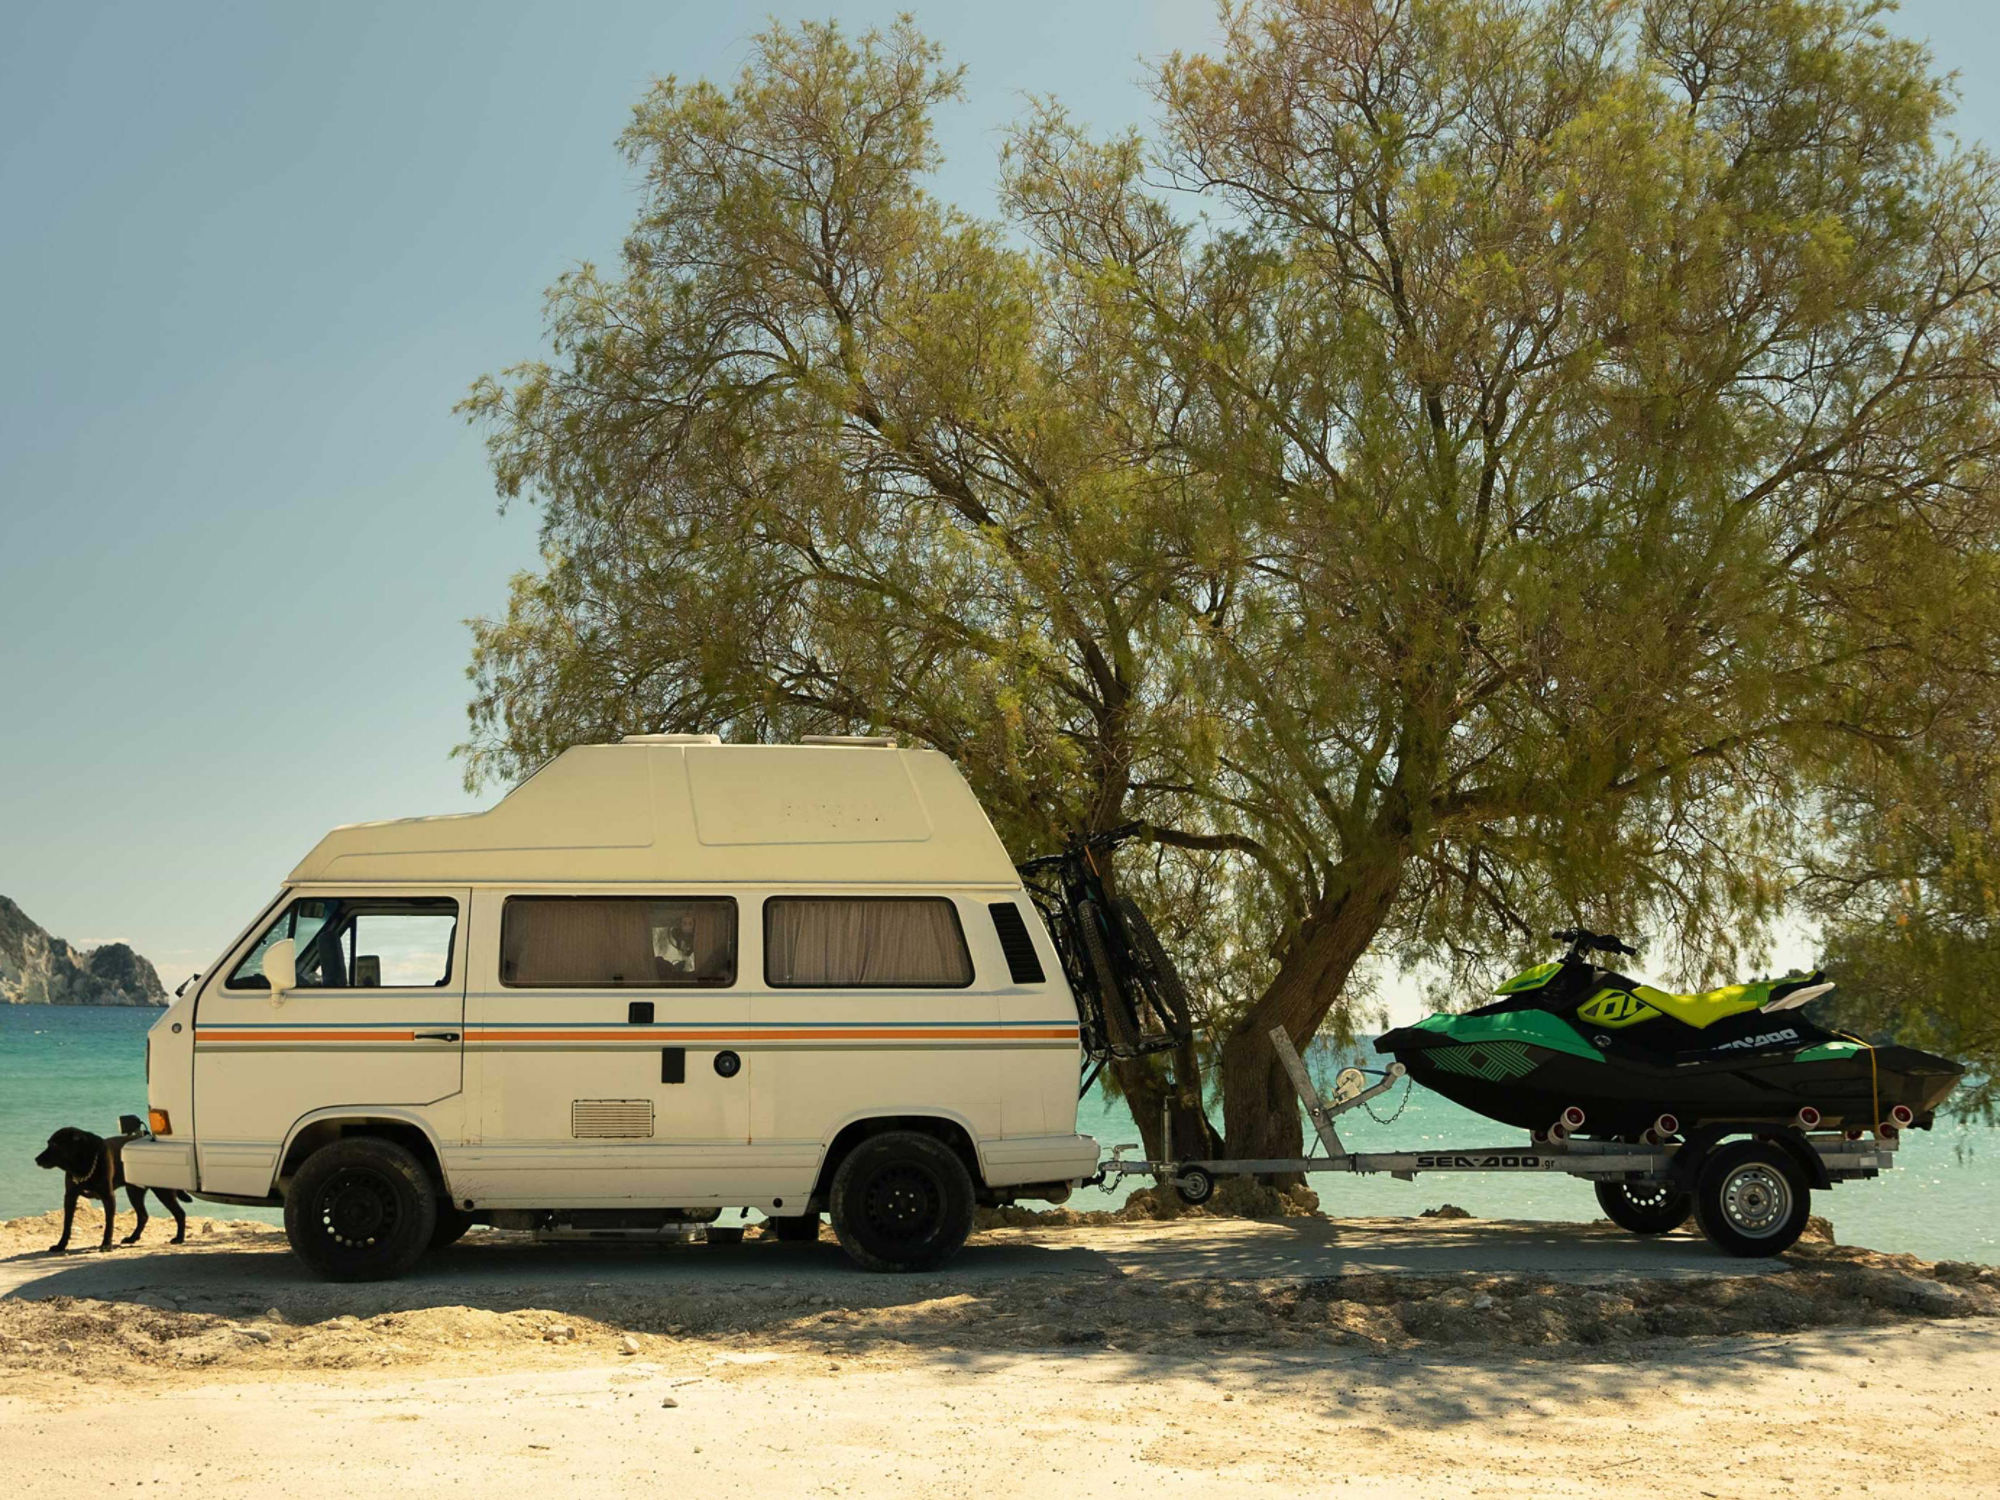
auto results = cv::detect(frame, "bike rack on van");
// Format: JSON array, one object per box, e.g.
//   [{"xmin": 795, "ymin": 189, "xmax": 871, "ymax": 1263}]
[
  {"xmin": 1017, "ymin": 824, "xmax": 1197, "ymax": 1078},
  {"xmin": 1099, "ymin": 1027, "xmax": 1901, "ymax": 1225}
]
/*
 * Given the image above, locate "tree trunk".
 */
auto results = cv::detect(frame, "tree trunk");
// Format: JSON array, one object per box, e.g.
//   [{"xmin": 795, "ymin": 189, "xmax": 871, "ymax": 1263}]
[{"xmin": 1218, "ymin": 857, "xmax": 1405, "ymax": 1175}]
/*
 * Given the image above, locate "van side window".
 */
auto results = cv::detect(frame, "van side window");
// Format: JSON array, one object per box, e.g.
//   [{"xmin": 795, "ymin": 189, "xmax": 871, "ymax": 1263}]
[
  {"xmin": 764, "ymin": 897, "xmax": 974, "ymax": 988},
  {"xmin": 227, "ymin": 898, "xmax": 459, "ymax": 989},
  {"xmin": 500, "ymin": 897, "xmax": 737, "ymax": 988}
]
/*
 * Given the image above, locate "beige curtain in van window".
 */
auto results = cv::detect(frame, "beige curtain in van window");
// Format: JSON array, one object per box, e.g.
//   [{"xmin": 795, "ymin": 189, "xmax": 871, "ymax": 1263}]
[
  {"xmin": 685, "ymin": 901, "xmax": 735, "ymax": 981},
  {"xmin": 503, "ymin": 898, "xmax": 735, "ymax": 986},
  {"xmin": 766, "ymin": 898, "xmax": 971, "ymax": 987},
  {"xmin": 502, "ymin": 900, "xmax": 650, "ymax": 985}
]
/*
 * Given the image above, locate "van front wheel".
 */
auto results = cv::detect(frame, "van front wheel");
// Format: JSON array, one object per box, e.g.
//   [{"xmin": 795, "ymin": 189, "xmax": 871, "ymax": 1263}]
[
  {"xmin": 828, "ymin": 1132, "xmax": 974, "ymax": 1273},
  {"xmin": 284, "ymin": 1137, "xmax": 437, "ymax": 1282}
]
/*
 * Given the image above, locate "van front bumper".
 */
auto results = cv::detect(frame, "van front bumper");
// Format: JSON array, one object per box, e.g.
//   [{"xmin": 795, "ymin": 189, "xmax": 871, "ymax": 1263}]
[
  {"xmin": 979, "ymin": 1133, "xmax": 1100, "ymax": 1188},
  {"xmin": 120, "ymin": 1138, "xmax": 196, "ymax": 1194}
]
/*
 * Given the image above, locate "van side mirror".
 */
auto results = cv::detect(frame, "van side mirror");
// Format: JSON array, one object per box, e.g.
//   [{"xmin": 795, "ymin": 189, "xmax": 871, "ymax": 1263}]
[{"xmin": 265, "ymin": 938, "xmax": 297, "ymax": 1000}]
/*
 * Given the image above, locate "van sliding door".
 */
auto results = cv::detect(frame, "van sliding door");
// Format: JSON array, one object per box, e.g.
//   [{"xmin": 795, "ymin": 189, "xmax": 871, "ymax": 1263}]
[{"xmin": 456, "ymin": 890, "xmax": 753, "ymax": 1207}]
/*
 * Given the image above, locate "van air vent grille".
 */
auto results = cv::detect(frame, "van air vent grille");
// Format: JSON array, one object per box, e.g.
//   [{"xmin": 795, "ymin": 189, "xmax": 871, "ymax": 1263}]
[{"xmin": 571, "ymin": 1100, "xmax": 655, "ymax": 1139}]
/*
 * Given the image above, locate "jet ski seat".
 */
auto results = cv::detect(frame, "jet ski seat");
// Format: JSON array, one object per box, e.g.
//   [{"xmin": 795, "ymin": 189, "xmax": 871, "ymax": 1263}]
[{"xmin": 1578, "ymin": 970, "xmax": 1830, "ymax": 1031}]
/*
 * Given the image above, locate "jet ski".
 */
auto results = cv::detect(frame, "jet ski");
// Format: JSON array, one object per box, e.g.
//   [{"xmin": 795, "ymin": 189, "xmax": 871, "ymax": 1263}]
[{"xmin": 1375, "ymin": 929, "xmax": 1963, "ymax": 1138}]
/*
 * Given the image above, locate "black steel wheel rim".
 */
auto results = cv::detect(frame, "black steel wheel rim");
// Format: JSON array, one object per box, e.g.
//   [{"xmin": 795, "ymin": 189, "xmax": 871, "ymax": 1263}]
[
  {"xmin": 859, "ymin": 1162, "xmax": 942, "ymax": 1250},
  {"xmin": 319, "ymin": 1167, "xmax": 400, "ymax": 1249}
]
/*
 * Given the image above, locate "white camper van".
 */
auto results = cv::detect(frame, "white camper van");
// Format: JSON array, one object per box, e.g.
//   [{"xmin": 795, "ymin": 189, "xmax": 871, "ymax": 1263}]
[{"xmin": 122, "ymin": 736, "xmax": 1099, "ymax": 1279}]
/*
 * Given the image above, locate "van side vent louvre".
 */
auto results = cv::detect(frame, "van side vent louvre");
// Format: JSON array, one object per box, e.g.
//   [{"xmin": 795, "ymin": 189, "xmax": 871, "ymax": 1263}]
[
  {"xmin": 988, "ymin": 903, "xmax": 1046, "ymax": 985},
  {"xmin": 571, "ymin": 1100, "xmax": 655, "ymax": 1139}
]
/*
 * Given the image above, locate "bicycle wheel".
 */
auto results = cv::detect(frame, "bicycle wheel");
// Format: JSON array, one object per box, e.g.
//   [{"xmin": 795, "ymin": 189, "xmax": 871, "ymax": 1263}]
[
  {"xmin": 1111, "ymin": 895, "xmax": 1194, "ymax": 1038},
  {"xmin": 1075, "ymin": 900, "xmax": 1142, "ymax": 1053}
]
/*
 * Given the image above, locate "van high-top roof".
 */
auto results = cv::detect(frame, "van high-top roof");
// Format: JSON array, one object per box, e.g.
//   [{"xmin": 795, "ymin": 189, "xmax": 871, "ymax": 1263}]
[{"xmin": 286, "ymin": 740, "xmax": 1020, "ymax": 887}]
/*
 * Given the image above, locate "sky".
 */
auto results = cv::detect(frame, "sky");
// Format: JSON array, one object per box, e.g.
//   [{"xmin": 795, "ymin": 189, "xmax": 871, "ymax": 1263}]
[{"xmin": 2, "ymin": 1, "xmax": 1994, "ymax": 1012}]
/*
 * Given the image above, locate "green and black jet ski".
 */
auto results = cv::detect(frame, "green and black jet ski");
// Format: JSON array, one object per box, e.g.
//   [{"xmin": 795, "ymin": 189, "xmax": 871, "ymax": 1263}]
[{"xmin": 1375, "ymin": 929, "xmax": 1962, "ymax": 1137}]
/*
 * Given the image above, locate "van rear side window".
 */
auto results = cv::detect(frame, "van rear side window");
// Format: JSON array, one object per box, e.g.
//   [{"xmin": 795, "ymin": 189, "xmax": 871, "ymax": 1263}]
[
  {"xmin": 764, "ymin": 897, "xmax": 973, "ymax": 988},
  {"xmin": 500, "ymin": 897, "xmax": 737, "ymax": 987}
]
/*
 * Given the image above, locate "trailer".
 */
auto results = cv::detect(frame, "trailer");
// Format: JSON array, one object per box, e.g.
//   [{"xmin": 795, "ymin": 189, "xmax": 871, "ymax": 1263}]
[{"xmin": 1098, "ymin": 1028, "xmax": 1903, "ymax": 1256}]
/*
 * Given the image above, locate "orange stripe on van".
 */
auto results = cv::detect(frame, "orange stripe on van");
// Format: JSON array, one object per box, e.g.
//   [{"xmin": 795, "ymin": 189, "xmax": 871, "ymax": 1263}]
[
  {"xmin": 467, "ymin": 1028, "xmax": 1077, "ymax": 1043},
  {"xmin": 198, "ymin": 1030, "xmax": 416, "ymax": 1043}
]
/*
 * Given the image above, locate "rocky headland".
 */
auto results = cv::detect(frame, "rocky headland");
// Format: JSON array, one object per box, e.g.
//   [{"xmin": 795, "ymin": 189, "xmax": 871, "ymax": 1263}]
[{"xmin": 0, "ymin": 895, "xmax": 165, "ymax": 1007}]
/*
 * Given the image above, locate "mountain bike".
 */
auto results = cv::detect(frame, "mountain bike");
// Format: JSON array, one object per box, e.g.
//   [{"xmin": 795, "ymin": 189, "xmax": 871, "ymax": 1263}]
[{"xmin": 1018, "ymin": 823, "xmax": 1196, "ymax": 1073}]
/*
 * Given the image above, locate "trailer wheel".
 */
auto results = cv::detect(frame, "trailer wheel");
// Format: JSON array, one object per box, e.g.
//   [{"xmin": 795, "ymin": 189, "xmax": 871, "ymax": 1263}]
[
  {"xmin": 1692, "ymin": 1141, "xmax": 1810, "ymax": 1257},
  {"xmin": 283, "ymin": 1137, "xmax": 436, "ymax": 1282},
  {"xmin": 1593, "ymin": 1180, "xmax": 1693, "ymax": 1236},
  {"xmin": 1173, "ymin": 1165, "xmax": 1215, "ymax": 1207},
  {"xmin": 829, "ymin": 1131, "xmax": 974, "ymax": 1273}
]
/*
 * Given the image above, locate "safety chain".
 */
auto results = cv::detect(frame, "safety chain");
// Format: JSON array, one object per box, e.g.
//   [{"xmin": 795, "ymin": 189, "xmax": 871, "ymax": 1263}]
[{"xmin": 1363, "ymin": 1075, "xmax": 1414, "ymax": 1125}]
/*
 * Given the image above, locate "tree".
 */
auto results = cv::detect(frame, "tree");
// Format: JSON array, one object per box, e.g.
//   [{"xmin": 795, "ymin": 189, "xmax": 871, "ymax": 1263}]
[
  {"xmin": 1810, "ymin": 680, "xmax": 2000, "ymax": 1118},
  {"xmin": 465, "ymin": 2, "xmax": 2000, "ymax": 1160},
  {"xmin": 1007, "ymin": 0, "xmax": 2000, "ymax": 1155},
  {"xmin": 458, "ymin": 18, "xmax": 1226, "ymax": 1159}
]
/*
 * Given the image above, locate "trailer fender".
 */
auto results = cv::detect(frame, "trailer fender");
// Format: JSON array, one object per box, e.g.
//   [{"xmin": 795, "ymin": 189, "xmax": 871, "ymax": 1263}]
[{"xmin": 1667, "ymin": 1123, "xmax": 1830, "ymax": 1192}]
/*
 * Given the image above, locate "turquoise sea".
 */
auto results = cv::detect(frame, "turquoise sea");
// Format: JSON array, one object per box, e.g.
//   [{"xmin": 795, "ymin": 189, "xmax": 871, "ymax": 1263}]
[{"xmin": 3, "ymin": 1007, "xmax": 1994, "ymax": 1263}]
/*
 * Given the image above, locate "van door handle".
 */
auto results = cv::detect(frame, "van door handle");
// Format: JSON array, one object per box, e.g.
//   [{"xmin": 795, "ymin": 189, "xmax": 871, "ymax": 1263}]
[{"xmin": 414, "ymin": 1031, "xmax": 461, "ymax": 1042}]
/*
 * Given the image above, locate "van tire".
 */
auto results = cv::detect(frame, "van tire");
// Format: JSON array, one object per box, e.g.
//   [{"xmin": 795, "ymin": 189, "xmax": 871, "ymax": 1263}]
[
  {"xmin": 283, "ymin": 1137, "xmax": 437, "ymax": 1282},
  {"xmin": 828, "ymin": 1131, "xmax": 974, "ymax": 1273}
]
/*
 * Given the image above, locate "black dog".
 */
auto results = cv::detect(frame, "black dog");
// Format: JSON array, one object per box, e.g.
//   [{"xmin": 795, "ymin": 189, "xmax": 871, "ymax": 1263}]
[{"xmin": 34, "ymin": 1126, "xmax": 188, "ymax": 1253}]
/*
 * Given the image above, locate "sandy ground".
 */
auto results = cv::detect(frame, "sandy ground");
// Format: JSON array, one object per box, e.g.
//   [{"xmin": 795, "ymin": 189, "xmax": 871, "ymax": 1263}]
[{"xmin": 2, "ymin": 1207, "xmax": 1997, "ymax": 1498}]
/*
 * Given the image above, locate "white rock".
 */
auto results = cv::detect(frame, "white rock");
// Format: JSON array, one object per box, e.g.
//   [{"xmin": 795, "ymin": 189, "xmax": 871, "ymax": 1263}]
[{"xmin": 619, "ymin": 1335, "xmax": 641, "ymax": 1355}]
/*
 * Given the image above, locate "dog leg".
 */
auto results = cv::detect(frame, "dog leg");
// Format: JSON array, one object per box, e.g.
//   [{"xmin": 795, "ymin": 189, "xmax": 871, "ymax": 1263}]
[
  {"xmin": 51, "ymin": 1182, "xmax": 78, "ymax": 1253},
  {"xmin": 122, "ymin": 1185, "xmax": 149, "ymax": 1245},
  {"xmin": 159, "ymin": 1189, "xmax": 188, "ymax": 1244},
  {"xmin": 98, "ymin": 1191, "xmax": 116, "ymax": 1252}
]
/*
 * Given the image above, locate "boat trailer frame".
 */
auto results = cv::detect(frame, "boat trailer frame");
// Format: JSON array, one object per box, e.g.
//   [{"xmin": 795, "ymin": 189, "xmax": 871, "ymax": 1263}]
[{"xmin": 1099, "ymin": 1027, "xmax": 1901, "ymax": 1204}]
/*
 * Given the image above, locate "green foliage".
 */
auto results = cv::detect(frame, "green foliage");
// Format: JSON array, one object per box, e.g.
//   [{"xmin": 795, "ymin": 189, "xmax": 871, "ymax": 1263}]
[
  {"xmin": 1814, "ymin": 703, "xmax": 2000, "ymax": 1115},
  {"xmin": 464, "ymin": 3, "xmax": 2000, "ymax": 1150}
]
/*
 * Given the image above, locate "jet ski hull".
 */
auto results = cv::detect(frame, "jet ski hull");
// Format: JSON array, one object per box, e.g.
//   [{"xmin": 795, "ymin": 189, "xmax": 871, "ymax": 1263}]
[{"xmin": 1376, "ymin": 1018, "xmax": 1962, "ymax": 1136}]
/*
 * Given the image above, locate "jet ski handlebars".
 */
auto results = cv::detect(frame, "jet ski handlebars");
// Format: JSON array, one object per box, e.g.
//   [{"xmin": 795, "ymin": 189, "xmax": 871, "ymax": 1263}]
[{"xmin": 1550, "ymin": 928, "xmax": 1641, "ymax": 961}]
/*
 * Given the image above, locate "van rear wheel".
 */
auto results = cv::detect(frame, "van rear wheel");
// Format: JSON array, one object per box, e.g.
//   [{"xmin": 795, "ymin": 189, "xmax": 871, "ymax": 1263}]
[
  {"xmin": 284, "ymin": 1137, "xmax": 437, "ymax": 1282},
  {"xmin": 828, "ymin": 1132, "xmax": 974, "ymax": 1273}
]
